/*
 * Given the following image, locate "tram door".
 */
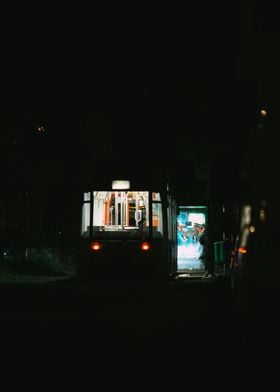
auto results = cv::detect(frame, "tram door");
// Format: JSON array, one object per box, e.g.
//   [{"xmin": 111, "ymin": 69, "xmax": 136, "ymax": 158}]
[{"xmin": 177, "ymin": 206, "xmax": 207, "ymax": 274}]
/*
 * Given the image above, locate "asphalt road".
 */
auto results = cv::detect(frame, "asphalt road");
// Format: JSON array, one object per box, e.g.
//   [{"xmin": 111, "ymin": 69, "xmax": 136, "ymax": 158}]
[
  {"xmin": 0, "ymin": 276, "xmax": 254, "ymax": 345},
  {"xmin": 1, "ymin": 275, "xmax": 278, "ymax": 378}
]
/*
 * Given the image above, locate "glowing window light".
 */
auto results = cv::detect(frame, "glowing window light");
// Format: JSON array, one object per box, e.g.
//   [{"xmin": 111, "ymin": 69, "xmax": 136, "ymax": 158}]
[
  {"xmin": 259, "ymin": 209, "xmax": 266, "ymax": 222},
  {"xmin": 260, "ymin": 109, "xmax": 267, "ymax": 118},
  {"xmin": 112, "ymin": 180, "xmax": 130, "ymax": 190}
]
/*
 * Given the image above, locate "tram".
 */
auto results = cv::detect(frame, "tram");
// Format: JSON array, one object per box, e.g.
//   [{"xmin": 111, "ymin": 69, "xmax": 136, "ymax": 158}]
[{"xmin": 78, "ymin": 176, "xmax": 178, "ymax": 283}]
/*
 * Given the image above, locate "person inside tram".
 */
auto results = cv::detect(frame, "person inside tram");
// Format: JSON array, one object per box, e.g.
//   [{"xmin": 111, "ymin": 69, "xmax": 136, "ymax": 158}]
[{"xmin": 193, "ymin": 223, "xmax": 214, "ymax": 278}]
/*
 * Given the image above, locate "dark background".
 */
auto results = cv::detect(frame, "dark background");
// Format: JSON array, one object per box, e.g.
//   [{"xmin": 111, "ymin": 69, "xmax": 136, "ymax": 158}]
[
  {"xmin": 1, "ymin": 1, "xmax": 279, "ymax": 182},
  {"xmin": 0, "ymin": 1, "xmax": 279, "ymax": 247},
  {"xmin": 0, "ymin": 4, "xmax": 280, "ymax": 370}
]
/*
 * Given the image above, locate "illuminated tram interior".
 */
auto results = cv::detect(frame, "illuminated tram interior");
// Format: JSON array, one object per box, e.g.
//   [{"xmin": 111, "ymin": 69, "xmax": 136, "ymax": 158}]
[{"xmin": 81, "ymin": 191, "xmax": 163, "ymax": 239}]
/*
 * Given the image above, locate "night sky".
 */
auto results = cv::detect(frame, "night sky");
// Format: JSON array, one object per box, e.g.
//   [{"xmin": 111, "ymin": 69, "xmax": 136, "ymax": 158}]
[{"xmin": 1, "ymin": 2, "xmax": 279, "ymax": 202}]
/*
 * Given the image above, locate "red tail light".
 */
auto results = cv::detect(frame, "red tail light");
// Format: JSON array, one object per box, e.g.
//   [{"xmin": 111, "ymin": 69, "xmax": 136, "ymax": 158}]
[
  {"xmin": 140, "ymin": 241, "xmax": 151, "ymax": 251},
  {"xmin": 238, "ymin": 247, "xmax": 247, "ymax": 254},
  {"xmin": 90, "ymin": 242, "xmax": 102, "ymax": 251}
]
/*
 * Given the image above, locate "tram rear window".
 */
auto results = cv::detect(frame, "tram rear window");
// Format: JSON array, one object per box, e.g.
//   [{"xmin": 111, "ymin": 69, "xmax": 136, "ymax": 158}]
[
  {"xmin": 81, "ymin": 191, "xmax": 164, "ymax": 238},
  {"xmin": 94, "ymin": 191, "xmax": 149, "ymax": 232}
]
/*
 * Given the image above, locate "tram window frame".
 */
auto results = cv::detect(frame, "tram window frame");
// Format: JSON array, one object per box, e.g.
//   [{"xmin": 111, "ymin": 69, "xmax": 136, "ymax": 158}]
[
  {"xmin": 81, "ymin": 192, "xmax": 91, "ymax": 237},
  {"xmin": 151, "ymin": 192, "xmax": 164, "ymax": 238},
  {"xmin": 91, "ymin": 191, "xmax": 150, "ymax": 239},
  {"xmin": 81, "ymin": 190, "xmax": 166, "ymax": 239}
]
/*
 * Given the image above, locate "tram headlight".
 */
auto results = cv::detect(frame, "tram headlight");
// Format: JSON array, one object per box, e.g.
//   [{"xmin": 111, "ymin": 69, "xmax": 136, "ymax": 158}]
[
  {"xmin": 140, "ymin": 241, "xmax": 151, "ymax": 251},
  {"xmin": 90, "ymin": 241, "xmax": 103, "ymax": 251}
]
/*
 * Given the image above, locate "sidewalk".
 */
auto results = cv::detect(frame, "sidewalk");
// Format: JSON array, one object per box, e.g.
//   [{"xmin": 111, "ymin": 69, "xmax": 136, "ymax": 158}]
[{"xmin": 0, "ymin": 263, "xmax": 73, "ymax": 285}]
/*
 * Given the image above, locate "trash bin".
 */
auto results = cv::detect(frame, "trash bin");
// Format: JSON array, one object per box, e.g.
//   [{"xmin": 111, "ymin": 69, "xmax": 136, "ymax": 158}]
[{"xmin": 214, "ymin": 241, "xmax": 226, "ymax": 265}]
